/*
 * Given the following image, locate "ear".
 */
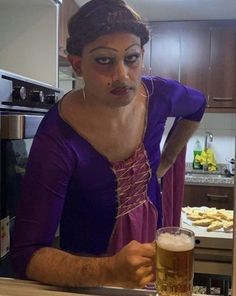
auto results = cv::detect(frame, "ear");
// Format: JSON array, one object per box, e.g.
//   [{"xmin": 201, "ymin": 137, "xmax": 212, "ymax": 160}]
[
  {"xmin": 141, "ymin": 47, "xmax": 145, "ymax": 64},
  {"xmin": 67, "ymin": 54, "xmax": 82, "ymax": 76},
  {"xmin": 141, "ymin": 47, "xmax": 145, "ymax": 56}
]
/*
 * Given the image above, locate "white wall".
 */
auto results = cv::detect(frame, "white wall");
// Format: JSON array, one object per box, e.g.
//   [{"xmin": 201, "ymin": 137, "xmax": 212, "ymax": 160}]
[{"xmin": 161, "ymin": 113, "xmax": 236, "ymax": 165}]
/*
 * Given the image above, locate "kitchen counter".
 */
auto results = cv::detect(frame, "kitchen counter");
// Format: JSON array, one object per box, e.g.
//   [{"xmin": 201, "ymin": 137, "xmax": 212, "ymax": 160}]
[
  {"xmin": 185, "ymin": 170, "xmax": 234, "ymax": 187},
  {"xmin": 0, "ymin": 277, "xmax": 211, "ymax": 296}
]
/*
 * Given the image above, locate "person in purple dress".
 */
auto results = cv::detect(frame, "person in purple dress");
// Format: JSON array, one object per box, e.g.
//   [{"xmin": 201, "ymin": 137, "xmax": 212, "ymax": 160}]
[{"xmin": 11, "ymin": 0, "xmax": 206, "ymax": 289}]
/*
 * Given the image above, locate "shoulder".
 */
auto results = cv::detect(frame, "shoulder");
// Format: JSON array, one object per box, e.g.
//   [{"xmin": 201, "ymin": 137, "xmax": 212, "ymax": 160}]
[
  {"xmin": 36, "ymin": 103, "xmax": 76, "ymax": 148},
  {"xmin": 142, "ymin": 75, "xmax": 180, "ymax": 89},
  {"xmin": 142, "ymin": 75, "xmax": 205, "ymax": 101},
  {"xmin": 142, "ymin": 75, "xmax": 206, "ymax": 120},
  {"xmin": 37, "ymin": 103, "xmax": 61, "ymax": 133}
]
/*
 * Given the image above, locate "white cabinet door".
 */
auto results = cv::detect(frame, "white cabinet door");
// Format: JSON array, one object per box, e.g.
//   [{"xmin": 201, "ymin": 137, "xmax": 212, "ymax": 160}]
[{"xmin": 0, "ymin": 0, "xmax": 59, "ymax": 87}]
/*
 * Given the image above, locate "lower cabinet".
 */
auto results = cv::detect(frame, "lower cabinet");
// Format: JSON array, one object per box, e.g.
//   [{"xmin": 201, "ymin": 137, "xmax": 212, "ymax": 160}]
[{"xmin": 184, "ymin": 185, "xmax": 234, "ymax": 210}]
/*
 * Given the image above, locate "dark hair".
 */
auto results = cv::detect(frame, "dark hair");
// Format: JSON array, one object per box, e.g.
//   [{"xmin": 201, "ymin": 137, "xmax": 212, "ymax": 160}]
[{"xmin": 66, "ymin": 0, "xmax": 149, "ymax": 56}]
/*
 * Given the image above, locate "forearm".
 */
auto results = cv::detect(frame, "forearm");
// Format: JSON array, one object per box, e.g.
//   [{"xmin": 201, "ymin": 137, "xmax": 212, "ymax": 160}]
[
  {"xmin": 158, "ymin": 119, "xmax": 200, "ymax": 177},
  {"xmin": 26, "ymin": 247, "xmax": 114, "ymax": 288},
  {"xmin": 26, "ymin": 241, "xmax": 155, "ymax": 289}
]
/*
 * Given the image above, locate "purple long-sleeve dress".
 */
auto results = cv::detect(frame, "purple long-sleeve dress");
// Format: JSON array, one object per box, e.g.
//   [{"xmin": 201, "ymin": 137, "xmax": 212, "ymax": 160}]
[{"xmin": 11, "ymin": 76, "xmax": 206, "ymax": 278}]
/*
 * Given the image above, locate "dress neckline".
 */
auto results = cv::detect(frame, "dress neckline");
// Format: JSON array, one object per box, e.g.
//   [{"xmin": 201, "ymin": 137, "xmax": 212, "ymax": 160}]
[{"xmin": 57, "ymin": 77, "xmax": 150, "ymax": 165}]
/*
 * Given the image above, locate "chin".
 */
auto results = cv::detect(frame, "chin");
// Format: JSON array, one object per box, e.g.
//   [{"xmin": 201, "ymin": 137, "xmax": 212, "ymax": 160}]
[{"xmin": 112, "ymin": 96, "xmax": 134, "ymax": 108}]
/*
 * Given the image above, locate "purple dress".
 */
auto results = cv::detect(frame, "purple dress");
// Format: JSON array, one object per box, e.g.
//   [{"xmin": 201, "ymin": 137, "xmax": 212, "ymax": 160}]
[{"xmin": 11, "ymin": 76, "xmax": 206, "ymax": 278}]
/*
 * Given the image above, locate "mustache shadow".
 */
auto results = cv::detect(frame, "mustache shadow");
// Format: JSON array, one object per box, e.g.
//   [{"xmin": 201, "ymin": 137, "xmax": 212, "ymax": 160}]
[{"xmin": 110, "ymin": 82, "xmax": 133, "ymax": 89}]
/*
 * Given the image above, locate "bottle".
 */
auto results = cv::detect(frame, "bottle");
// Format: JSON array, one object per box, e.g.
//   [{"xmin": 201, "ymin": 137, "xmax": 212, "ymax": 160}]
[
  {"xmin": 193, "ymin": 140, "xmax": 202, "ymax": 169},
  {"xmin": 229, "ymin": 158, "xmax": 235, "ymax": 175}
]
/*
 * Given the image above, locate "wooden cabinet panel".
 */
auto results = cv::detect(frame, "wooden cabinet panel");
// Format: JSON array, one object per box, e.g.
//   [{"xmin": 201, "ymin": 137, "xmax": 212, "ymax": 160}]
[
  {"xmin": 150, "ymin": 23, "xmax": 180, "ymax": 81},
  {"xmin": 180, "ymin": 22, "xmax": 210, "ymax": 96},
  {"xmin": 184, "ymin": 185, "xmax": 234, "ymax": 210},
  {"xmin": 149, "ymin": 20, "xmax": 236, "ymax": 112},
  {"xmin": 59, "ymin": 0, "xmax": 79, "ymax": 57},
  {"xmin": 208, "ymin": 26, "xmax": 236, "ymax": 108}
]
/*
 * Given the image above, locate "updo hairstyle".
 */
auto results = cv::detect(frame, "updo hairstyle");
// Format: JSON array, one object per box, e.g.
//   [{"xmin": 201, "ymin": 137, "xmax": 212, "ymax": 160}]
[{"xmin": 66, "ymin": 0, "xmax": 150, "ymax": 56}]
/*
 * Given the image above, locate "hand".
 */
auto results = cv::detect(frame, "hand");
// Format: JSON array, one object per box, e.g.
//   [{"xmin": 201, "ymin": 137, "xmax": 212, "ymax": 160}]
[
  {"xmin": 109, "ymin": 240, "xmax": 156, "ymax": 289},
  {"xmin": 157, "ymin": 154, "xmax": 174, "ymax": 178}
]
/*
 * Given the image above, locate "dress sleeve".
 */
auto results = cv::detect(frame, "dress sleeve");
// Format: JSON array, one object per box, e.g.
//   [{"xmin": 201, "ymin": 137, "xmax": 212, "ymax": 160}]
[
  {"xmin": 166, "ymin": 79, "xmax": 206, "ymax": 121},
  {"xmin": 10, "ymin": 128, "xmax": 75, "ymax": 279}
]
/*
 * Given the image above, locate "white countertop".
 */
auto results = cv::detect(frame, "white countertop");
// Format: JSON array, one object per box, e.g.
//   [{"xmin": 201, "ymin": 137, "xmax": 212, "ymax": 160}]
[
  {"xmin": 0, "ymin": 278, "xmax": 156, "ymax": 296},
  {"xmin": 0, "ymin": 278, "xmax": 211, "ymax": 296}
]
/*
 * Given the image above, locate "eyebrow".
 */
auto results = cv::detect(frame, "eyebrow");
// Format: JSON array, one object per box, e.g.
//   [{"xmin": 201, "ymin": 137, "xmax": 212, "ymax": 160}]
[{"xmin": 89, "ymin": 43, "xmax": 141, "ymax": 53}]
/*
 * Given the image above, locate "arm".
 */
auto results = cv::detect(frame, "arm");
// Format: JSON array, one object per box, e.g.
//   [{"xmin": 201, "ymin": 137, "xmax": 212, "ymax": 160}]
[
  {"xmin": 157, "ymin": 81, "xmax": 206, "ymax": 178},
  {"xmin": 157, "ymin": 119, "xmax": 199, "ymax": 178},
  {"xmin": 26, "ymin": 240, "xmax": 155, "ymax": 289}
]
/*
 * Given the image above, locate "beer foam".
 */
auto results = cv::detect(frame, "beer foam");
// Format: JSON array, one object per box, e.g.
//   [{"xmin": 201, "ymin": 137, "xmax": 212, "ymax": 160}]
[{"xmin": 157, "ymin": 232, "xmax": 194, "ymax": 252}]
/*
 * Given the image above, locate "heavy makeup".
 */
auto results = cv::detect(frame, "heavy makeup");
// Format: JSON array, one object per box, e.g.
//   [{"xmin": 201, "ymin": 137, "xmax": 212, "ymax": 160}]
[{"xmin": 70, "ymin": 32, "xmax": 144, "ymax": 108}]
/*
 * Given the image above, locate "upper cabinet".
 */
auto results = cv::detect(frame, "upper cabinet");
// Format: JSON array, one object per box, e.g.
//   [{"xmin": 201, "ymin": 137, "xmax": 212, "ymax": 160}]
[
  {"xmin": 0, "ymin": 0, "xmax": 59, "ymax": 87},
  {"xmin": 208, "ymin": 26, "xmax": 236, "ymax": 108},
  {"xmin": 59, "ymin": 0, "xmax": 79, "ymax": 58},
  {"xmin": 180, "ymin": 22, "xmax": 210, "ymax": 96},
  {"xmin": 151, "ymin": 23, "xmax": 180, "ymax": 81},
  {"xmin": 149, "ymin": 20, "xmax": 236, "ymax": 112}
]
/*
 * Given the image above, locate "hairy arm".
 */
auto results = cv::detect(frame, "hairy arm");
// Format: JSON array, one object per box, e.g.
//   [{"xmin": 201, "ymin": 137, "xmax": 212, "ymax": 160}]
[
  {"xmin": 26, "ymin": 240, "xmax": 155, "ymax": 289},
  {"xmin": 157, "ymin": 119, "xmax": 200, "ymax": 178}
]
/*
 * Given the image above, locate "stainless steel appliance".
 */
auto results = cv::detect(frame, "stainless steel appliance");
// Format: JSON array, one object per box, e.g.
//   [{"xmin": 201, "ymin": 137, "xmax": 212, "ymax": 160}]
[{"xmin": 0, "ymin": 69, "xmax": 63, "ymax": 263}]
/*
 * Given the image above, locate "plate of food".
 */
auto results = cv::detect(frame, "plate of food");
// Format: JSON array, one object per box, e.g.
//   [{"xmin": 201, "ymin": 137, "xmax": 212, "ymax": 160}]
[{"xmin": 182, "ymin": 206, "xmax": 233, "ymax": 233}]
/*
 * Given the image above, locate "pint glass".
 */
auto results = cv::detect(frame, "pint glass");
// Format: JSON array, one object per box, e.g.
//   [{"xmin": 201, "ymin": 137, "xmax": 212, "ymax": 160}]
[{"xmin": 156, "ymin": 227, "xmax": 195, "ymax": 296}]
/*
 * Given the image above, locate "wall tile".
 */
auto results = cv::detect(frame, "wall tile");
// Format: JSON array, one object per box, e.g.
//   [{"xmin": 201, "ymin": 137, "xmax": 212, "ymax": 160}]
[{"xmin": 204, "ymin": 113, "xmax": 233, "ymax": 130}]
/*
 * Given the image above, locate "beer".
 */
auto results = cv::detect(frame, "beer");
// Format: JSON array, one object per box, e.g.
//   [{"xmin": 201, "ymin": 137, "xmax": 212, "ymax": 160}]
[{"xmin": 156, "ymin": 228, "xmax": 194, "ymax": 296}]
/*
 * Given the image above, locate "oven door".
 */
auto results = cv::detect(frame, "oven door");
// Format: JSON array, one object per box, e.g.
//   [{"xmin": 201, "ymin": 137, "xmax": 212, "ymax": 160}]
[{"xmin": 0, "ymin": 113, "xmax": 43, "ymax": 219}]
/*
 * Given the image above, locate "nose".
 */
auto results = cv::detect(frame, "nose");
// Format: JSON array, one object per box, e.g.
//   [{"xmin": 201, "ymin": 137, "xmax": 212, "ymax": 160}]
[{"xmin": 112, "ymin": 61, "xmax": 128, "ymax": 83}]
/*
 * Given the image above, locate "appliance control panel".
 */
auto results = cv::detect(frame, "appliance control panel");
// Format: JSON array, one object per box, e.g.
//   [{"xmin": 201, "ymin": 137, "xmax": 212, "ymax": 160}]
[{"xmin": 0, "ymin": 69, "xmax": 63, "ymax": 113}]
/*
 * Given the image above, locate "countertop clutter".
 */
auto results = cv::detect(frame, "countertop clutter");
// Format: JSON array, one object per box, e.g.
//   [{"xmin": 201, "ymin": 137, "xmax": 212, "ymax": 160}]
[{"xmin": 0, "ymin": 278, "xmax": 210, "ymax": 296}]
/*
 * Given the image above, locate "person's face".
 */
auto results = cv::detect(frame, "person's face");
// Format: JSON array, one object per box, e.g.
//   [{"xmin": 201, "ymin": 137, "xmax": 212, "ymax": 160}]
[{"xmin": 69, "ymin": 32, "xmax": 144, "ymax": 108}]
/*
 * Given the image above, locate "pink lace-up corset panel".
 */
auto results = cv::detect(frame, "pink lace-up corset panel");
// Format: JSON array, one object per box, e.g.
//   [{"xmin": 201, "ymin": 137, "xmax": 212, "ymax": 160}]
[{"xmin": 107, "ymin": 144, "xmax": 158, "ymax": 255}]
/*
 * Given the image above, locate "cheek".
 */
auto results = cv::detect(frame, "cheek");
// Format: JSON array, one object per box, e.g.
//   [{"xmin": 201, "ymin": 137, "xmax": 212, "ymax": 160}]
[
  {"xmin": 83, "ymin": 71, "xmax": 109, "ymax": 91},
  {"xmin": 129, "ymin": 64, "xmax": 143, "ymax": 80}
]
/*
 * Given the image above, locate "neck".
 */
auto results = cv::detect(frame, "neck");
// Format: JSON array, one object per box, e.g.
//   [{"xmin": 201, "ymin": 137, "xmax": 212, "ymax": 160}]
[{"xmin": 82, "ymin": 92, "xmax": 139, "ymax": 123}]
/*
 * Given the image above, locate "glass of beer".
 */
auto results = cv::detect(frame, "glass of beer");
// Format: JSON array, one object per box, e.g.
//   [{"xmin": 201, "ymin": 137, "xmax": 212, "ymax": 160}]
[{"xmin": 155, "ymin": 227, "xmax": 195, "ymax": 296}]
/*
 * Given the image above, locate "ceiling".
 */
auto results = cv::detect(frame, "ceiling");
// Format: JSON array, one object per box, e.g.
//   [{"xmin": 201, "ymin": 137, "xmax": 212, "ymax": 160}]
[{"xmin": 75, "ymin": 0, "xmax": 236, "ymax": 21}]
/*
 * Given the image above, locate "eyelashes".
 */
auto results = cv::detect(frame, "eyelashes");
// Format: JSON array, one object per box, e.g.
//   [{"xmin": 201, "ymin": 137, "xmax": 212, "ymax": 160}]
[
  {"xmin": 95, "ymin": 53, "xmax": 141, "ymax": 65},
  {"xmin": 95, "ymin": 57, "xmax": 113, "ymax": 65}
]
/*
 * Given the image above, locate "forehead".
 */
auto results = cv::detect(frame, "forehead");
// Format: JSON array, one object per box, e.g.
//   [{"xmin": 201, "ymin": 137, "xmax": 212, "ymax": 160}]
[{"xmin": 83, "ymin": 32, "xmax": 141, "ymax": 53}]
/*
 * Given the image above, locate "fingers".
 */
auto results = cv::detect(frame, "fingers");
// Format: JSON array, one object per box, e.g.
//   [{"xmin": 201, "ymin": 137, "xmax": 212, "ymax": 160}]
[
  {"xmin": 126, "ymin": 254, "xmax": 152, "ymax": 268},
  {"xmin": 139, "ymin": 273, "xmax": 155, "ymax": 288},
  {"xmin": 136, "ymin": 266, "xmax": 155, "ymax": 288},
  {"xmin": 128, "ymin": 240, "xmax": 156, "ymax": 258},
  {"xmin": 136, "ymin": 265, "xmax": 154, "ymax": 277},
  {"xmin": 123, "ymin": 241, "xmax": 156, "ymax": 269},
  {"xmin": 111, "ymin": 241, "xmax": 156, "ymax": 289}
]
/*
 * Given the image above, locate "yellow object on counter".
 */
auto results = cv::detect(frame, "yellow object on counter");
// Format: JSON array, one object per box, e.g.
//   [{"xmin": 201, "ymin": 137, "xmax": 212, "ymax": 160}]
[{"xmin": 195, "ymin": 148, "xmax": 217, "ymax": 171}]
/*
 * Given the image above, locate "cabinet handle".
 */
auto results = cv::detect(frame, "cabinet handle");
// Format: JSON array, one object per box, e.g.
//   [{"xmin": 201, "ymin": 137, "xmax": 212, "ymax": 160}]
[
  {"xmin": 212, "ymin": 97, "xmax": 233, "ymax": 101},
  {"xmin": 206, "ymin": 193, "xmax": 228, "ymax": 201}
]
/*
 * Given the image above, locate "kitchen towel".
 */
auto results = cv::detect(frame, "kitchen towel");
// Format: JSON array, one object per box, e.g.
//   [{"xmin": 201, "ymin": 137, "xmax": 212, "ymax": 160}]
[{"xmin": 161, "ymin": 119, "xmax": 187, "ymax": 227}]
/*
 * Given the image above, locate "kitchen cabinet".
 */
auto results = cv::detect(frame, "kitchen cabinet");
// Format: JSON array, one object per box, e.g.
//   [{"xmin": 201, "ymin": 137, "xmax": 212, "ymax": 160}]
[
  {"xmin": 180, "ymin": 22, "xmax": 210, "ymax": 96},
  {"xmin": 150, "ymin": 23, "xmax": 180, "ymax": 81},
  {"xmin": 0, "ymin": 1, "xmax": 59, "ymax": 87},
  {"xmin": 184, "ymin": 185, "xmax": 234, "ymax": 210},
  {"xmin": 149, "ymin": 20, "xmax": 236, "ymax": 112},
  {"xmin": 59, "ymin": 0, "xmax": 79, "ymax": 58},
  {"xmin": 208, "ymin": 26, "xmax": 236, "ymax": 109}
]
